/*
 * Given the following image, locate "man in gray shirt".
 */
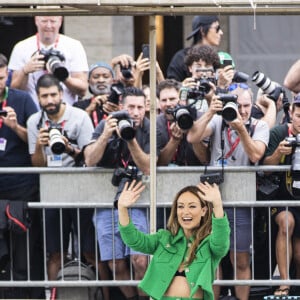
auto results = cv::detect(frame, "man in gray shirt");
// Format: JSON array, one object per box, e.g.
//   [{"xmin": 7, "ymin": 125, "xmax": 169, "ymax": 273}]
[
  {"xmin": 27, "ymin": 74, "xmax": 94, "ymax": 289},
  {"xmin": 187, "ymin": 83, "xmax": 269, "ymax": 300}
]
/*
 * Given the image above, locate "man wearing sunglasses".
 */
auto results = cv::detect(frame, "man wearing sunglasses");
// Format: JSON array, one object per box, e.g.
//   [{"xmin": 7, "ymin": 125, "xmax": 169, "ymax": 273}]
[{"xmin": 187, "ymin": 84, "xmax": 269, "ymax": 300}]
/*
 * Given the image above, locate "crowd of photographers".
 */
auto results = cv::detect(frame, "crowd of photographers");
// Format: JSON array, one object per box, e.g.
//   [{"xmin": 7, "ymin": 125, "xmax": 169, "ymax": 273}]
[{"xmin": 1, "ymin": 13, "xmax": 300, "ymax": 300}]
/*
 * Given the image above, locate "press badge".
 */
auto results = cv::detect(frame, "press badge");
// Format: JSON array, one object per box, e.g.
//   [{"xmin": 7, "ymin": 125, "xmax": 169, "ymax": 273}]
[
  {"xmin": 217, "ymin": 159, "xmax": 227, "ymax": 166},
  {"xmin": 47, "ymin": 154, "xmax": 63, "ymax": 167},
  {"xmin": 0, "ymin": 138, "xmax": 7, "ymax": 151}
]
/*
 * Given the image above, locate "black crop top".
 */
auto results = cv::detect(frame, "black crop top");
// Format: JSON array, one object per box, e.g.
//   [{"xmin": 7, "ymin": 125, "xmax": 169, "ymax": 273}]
[{"xmin": 174, "ymin": 269, "xmax": 186, "ymax": 277}]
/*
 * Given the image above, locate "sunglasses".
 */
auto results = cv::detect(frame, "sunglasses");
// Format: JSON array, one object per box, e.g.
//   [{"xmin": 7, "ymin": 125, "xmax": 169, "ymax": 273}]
[
  {"xmin": 228, "ymin": 83, "xmax": 249, "ymax": 92},
  {"xmin": 210, "ymin": 25, "xmax": 221, "ymax": 33}
]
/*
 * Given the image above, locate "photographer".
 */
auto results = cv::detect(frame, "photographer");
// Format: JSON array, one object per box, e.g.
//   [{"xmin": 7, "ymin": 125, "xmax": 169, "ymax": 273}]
[
  {"xmin": 0, "ymin": 53, "xmax": 44, "ymax": 299},
  {"xmin": 187, "ymin": 84, "xmax": 269, "ymax": 300},
  {"xmin": 156, "ymin": 79, "xmax": 209, "ymax": 166},
  {"xmin": 263, "ymin": 95, "xmax": 300, "ymax": 296},
  {"xmin": 8, "ymin": 16, "xmax": 89, "ymax": 109},
  {"xmin": 182, "ymin": 44, "xmax": 230, "ymax": 113},
  {"xmin": 74, "ymin": 61, "xmax": 120, "ymax": 127},
  {"xmin": 84, "ymin": 86, "xmax": 152, "ymax": 300},
  {"xmin": 26, "ymin": 74, "xmax": 94, "ymax": 286}
]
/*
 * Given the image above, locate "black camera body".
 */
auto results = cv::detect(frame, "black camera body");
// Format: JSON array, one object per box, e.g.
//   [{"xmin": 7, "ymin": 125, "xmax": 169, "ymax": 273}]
[
  {"xmin": 233, "ymin": 71, "xmax": 249, "ymax": 83},
  {"xmin": 0, "ymin": 110, "xmax": 7, "ymax": 117},
  {"xmin": 120, "ymin": 63, "xmax": 133, "ymax": 80},
  {"xmin": 47, "ymin": 122, "xmax": 66, "ymax": 155},
  {"xmin": 285, "ymin": 135, "xmax": 300, "ymax": 148},
  {"xmin": 166, "ymin": 105, "xmax": 197, "ymax": 130},
  {"xmin": 217, "ymin": 93, "xmax": 238, "ymax": 122},
  {"xmin": 110, "ymin": 110, "xmax": 135, "ymax": 141},
  {"xmin": 112, "ymin": 165, "xmax": 142, "ymax": 208},
  {"xmin": 107, "ymin": 82, "xmax": 125, "ymax": 105},
  {"xmin": 200, "ymin": 172, "xmax": 224, "ymax": 185},
  {"xmin": 180, "ymin": 78, "xmax": 214, "ymax": 102},
  {"xmin": 40, "ymin": 48, "xmax": 69, "ymax": 81}
]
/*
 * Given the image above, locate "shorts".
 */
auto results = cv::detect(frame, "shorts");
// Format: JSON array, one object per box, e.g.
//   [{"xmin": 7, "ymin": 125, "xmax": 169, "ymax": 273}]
[
  {"xmin": 272, "ymin": 206, "xmax": 300, "ymax": 238},
  {"xmin": 94, "ymin": 208, "xmax": 148, "ymax": 261},
  {"xmin": 46, "ymin": 208, "xmax": 95, "ymax": 254},
  {"xmin": 225, "ymin": 207, "xmax": 252, "ymax": 252}
]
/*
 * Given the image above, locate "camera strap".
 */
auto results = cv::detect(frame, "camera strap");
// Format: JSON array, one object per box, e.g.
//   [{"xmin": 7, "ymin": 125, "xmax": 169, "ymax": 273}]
[{"xmin": 36, "ymin": 33, "xmax": 60, "ymax": 51}]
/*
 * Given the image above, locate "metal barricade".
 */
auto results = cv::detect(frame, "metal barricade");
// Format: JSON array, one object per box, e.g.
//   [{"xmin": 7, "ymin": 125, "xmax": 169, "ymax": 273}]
[{"xmin": 0, "ymin": 165, "xmax": 300, "ymax": 296}]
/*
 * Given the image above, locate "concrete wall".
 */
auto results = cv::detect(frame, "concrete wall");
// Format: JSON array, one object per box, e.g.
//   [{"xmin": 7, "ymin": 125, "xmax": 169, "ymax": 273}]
[{"xmin": 64, "ymin": 16, "xmax": 134, "ymax": 66}]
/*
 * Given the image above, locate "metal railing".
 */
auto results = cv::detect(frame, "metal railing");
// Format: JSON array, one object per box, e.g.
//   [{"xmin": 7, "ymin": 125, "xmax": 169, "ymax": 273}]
[{"xmin": 0, "ymin": 165, "xmax": 299, "ymax": 292}]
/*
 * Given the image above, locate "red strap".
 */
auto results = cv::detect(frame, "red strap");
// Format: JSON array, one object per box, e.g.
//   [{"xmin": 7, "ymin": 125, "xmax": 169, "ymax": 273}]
[
  {"xmin": 225, "ymin": 128, "xmax": 240, "ymax": 159},
  {"xmin": 5, "ymin": 205, "xmax": 27, "ymax": 232},
  {"xmin": 36, "ymin": 33, "xmax": 59, "ymax": 51}
]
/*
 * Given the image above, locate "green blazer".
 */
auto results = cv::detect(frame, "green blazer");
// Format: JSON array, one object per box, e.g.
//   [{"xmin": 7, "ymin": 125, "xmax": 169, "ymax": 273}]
[{"xmin": 119, "ymin": 214, "xmax": 230, "ymax": 300}]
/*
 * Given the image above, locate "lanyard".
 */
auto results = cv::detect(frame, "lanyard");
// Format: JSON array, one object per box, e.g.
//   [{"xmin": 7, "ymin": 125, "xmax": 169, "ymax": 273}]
[
  {"xmin": 224, "ymin": 127, "xmax": 240, "ymax": 159},
  {"xmin": 45, "ymin": 120, "xmax": 66, "ymax": 132},
  {"xmin": 36, "ymin": 33, "xmax": 60, "ymax": 51},
  {"xmin": 0, "ymin": 87, "xmax": 8, "ymax": 129}
]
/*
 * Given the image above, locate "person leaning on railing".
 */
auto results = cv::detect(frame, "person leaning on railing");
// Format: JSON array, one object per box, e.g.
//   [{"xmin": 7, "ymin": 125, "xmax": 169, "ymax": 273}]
[{"xmin": 118, "ymin": 180, "xmax": 230, "ymax": 300}]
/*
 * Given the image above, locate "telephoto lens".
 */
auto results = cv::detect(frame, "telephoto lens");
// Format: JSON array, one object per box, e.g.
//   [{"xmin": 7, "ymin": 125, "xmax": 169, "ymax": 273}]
[{"xmin": 48, "ymin": 128, "xmax": 66, "ymax": 154}]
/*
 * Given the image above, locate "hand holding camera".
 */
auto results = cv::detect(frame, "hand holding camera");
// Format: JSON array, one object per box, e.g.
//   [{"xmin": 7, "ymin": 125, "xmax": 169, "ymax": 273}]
[
  {"xmin": 24, "ymin": 52, "xmax": 45, "ymax": 74},
  {"xmin": 39, "ymin": 48, "xmax": 69, "ymax": 81},
  {"xmin": 110, "ymin": 110, "xmax": 135, "ymax": 141}
]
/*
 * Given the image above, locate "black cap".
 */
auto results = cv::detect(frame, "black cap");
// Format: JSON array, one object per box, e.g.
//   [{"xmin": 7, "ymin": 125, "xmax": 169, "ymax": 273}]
[{"xmin": 186, "ymin": 15, "xmax": 219, "ymax": 40}]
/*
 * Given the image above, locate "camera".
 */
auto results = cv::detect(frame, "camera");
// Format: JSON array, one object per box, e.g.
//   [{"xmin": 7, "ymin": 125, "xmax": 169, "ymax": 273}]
[
  {"xmin": 120, "ymin": 63, "xmax": 133, "ymax": 80},
  {"xmin": 0, "ymin": 110, "xmax": 7, "ymax": 117},
  {"xmin": 111, "ymin": 165, "xmax": 142, "ymax": 208},
  {"xmin": 252, "ymin": 71, "xmax": 282, "ymax": 102},
  {"xmin": 110, "ymin": 110, "xmax": 135, "ymax": 141},
  {"xmin": 47, "ymin": 122, "xmax": 66, "ymax": 155},
  {"xmin": 233, "ymin": 71, "xmax": 249, "ymax": 83},
  {"xmin": 107, "ymin": 82, "xmax": 125, "ymax": 105},
  {"xmin": 217, "ymin": 93, "xmax": 239, "ymax": 122},
  {"xmin": 179, "ymin": 78, "xmax": 214, "ymax": 103},
  {"xmin": 166, "ymin": 104, "xmax": 197, "ymax": 130},
  {"xmin": 40, "ymin": 48, "xmax": 69, "ymax": 81},
  {"xmin": 200, "ymin": 172, "xmax": 224, "ymax": 185},
  {"xmin": 285, "ymin": 134, "xmax": 300, "ymax": 198}
]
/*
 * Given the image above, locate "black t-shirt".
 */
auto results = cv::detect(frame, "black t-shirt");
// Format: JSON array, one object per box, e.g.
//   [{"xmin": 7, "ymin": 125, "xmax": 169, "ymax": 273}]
[
  {"xmin": 156, "ymin": 113, "xmax": 204, "ymax": 166},
  {"xmin": 92, "ymin": 117, "xmax": 151, "ymax": 168},
  {"xmin": 0, "ymin": 88, "xmax": 38, "ymax": 192},
  {"xmin": 166, "ymin": 48, "xmax": 191, "ymax": 82},
  {"xmin": 264, "ymin": 123, "xmax": 296, "ymax": 199}
]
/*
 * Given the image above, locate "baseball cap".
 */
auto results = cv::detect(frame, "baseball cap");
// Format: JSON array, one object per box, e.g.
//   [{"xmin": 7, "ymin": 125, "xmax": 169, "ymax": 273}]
[
  {"xmin": 218, "ymin": 51, "xmax": 235, "ymax": 68},
  {"xmin": 186, "ymin": 15, "xmax": 219, "ymax": 40},
  {"xmin": 89, "ymin": 62, "xmax": 115, "ymax": 78}
]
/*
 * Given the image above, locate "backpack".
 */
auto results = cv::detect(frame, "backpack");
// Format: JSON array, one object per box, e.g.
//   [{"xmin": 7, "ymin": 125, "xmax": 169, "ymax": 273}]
[{"xmin": 54, "ymin": 260, "xmax": 102, "ymax": 300}]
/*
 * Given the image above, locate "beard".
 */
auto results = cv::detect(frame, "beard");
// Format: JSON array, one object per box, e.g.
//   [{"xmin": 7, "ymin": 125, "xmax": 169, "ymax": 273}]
[
  {"xmin": 89, "ymin": 83, "xmax": 111, "ymax": 96},
  {"xmin": 42, "ymin": 102, "xmax": 61, "ymax": 115}
]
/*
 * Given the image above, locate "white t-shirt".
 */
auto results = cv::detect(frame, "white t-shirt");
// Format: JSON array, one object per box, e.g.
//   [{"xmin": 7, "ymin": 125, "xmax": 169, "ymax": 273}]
[{"xmin": 8, "ymin": 34, "xmax": 89, "ymax": 108}]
